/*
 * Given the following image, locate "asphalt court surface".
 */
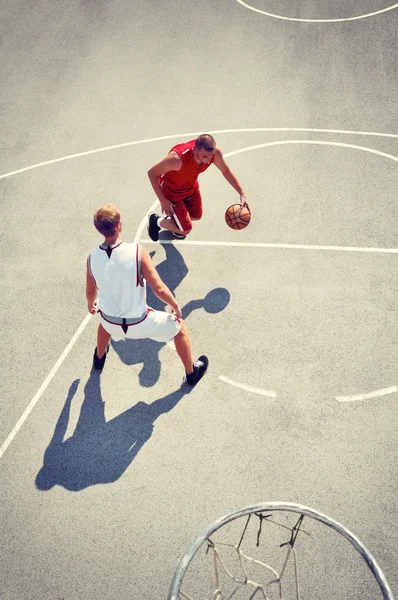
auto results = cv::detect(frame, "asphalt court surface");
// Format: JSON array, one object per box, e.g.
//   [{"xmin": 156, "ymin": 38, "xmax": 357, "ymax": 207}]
[{"xmin": 1, "ymin": 1, "xmax": 397, "ymax": 598}]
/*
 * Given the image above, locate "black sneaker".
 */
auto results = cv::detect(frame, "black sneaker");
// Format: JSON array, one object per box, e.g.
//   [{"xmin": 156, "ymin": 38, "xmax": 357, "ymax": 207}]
[
  {"xmin": 93, "ymin": 344, "xmax": 110, "ymax": 371},
  {"xmin": 185, "ymin": 355, "xmax": 209, "ymax": 386},
  {"xmin": 148, "ymin": 213, "xmax": 161, "ymax": 242},
  {"xmin": 172, "ymin": 231, "xmax": 186, "ymax": 239}
]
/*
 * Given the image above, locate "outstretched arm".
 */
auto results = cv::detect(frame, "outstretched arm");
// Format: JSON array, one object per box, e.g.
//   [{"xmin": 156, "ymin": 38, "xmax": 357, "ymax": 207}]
[
  {"xmin": 147, "ymin": 151, "xmax": 182, "ymax": 217},
  {"xmin": 213, "ymin": 147, "xmax": 250, "ymax": 210},
  {"xmin": 140, "ymin": 246, "xmax": 182, "ymax": 318}
]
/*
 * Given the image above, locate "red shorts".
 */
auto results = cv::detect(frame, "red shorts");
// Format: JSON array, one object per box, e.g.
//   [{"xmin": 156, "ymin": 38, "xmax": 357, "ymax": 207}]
[{"xmin": 165, "ymin": 188, "xmax": 203, "ymax": 232}]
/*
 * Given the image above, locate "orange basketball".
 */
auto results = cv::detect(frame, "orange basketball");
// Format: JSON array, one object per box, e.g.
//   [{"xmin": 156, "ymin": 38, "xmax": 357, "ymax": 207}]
[{"xmin": 225, "ymin": 204, "xmax": 251, "ymax": 230}]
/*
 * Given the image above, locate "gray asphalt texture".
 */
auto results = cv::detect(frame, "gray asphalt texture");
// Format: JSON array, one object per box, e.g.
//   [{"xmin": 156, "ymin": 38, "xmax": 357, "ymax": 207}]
[{"xmin": 1, "ymin": 1, "xmax": 397, "ymax": 599}]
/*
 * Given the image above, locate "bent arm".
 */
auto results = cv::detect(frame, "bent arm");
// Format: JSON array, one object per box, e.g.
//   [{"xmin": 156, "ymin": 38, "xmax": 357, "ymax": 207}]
[
  {"xmin": 140, "ymin": 246, "xmax": 182, "ymax": 317},
  {"xmin": 213, "ymin": 147, "xmax": 250, "ymax": 209},
  {"xmin": 86, "ymin": 258, "xmax": 98, "ymax": 314},
  {"xmin": 147, "ymin": 152, "xmax": 182, "ymax": 214}
]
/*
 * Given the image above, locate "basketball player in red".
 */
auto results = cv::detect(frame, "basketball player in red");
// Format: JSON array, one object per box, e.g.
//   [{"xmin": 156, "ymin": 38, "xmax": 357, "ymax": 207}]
[{"xmin": 147, "ymin": 134, "xmax": 250, "ymax": 240}]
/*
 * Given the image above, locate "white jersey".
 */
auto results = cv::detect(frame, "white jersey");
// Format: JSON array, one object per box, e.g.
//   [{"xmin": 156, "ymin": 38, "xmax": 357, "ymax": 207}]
[{"xmin": 88, "ymin": 241, "xmax": 146, "ymax": 318}]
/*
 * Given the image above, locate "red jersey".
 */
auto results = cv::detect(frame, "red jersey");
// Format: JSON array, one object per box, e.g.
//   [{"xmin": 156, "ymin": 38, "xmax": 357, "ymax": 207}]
[{"xmin": 159, "ymin": 139, "xmax": 215, "ymax": 201}]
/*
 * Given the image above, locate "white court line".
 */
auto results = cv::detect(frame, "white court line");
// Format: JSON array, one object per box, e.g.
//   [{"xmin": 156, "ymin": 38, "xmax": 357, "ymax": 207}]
[
  {"xmin": 236, "ymin": 0, "xmax": 398, "ymax": 22},
  {"xmin": 223, "ymin": 139, "xmax": 398, "ymax": 162},
  {"xmin": 219, "ymin": 376, "xmax": 276, "ymax": 398},
  {"xmin": 0, "ymin": 314, "xmax": 92, "ymax": 461},
  {"xmin": 141, "ymin": 239, "xmax": 398, "ymax": 254},
  {"xmin": 1, "ymin": 133, "xmax": 397, "ymax": 460},
  {"xmin": 1, "ymin": 128, "xmax": 398, "ymax": 181},
  {"xmin": 134, "ymin": 200, "xmax": 159, "ymax": 243},
  {"xmin": 0, "ymin": 188, "xmax": 157, "ymax": 461},
  {"xmin": 336, "ymin": 386, "xmax": 397, "ymax": 403}
]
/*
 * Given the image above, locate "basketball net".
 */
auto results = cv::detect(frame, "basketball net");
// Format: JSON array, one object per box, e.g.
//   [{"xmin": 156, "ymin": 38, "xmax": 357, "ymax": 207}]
[{"xmin": 168, "ymin": 503, "xmax": 394, "ymax": 600}]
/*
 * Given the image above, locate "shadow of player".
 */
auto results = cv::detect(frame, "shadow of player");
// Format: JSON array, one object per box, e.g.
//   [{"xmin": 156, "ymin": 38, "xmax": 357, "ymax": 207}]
[
  {"xmin": 35, "ymin": 374, "xmax": 189, "ymax": 491},
  {"xmin": 111, "ymin": 243, "xmax": 230, "ymax": 387}
]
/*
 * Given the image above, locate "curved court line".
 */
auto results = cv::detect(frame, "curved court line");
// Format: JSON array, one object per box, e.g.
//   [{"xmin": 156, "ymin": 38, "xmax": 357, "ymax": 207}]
[
  {"xmin": 1, "ymin": 134, "xmax": 397, "ymax": 461},
  {"xmin": 236, "ymin": 0, "xmax": 398, "ymax": 22},
  {"xmin": 134, "ymin": 199, "xmax": 159, "ymax": 243},
  {"xmin": 1, "ymin": 127, "xmax": 398, "ymax": 181},
  {"xmin": 223, "ymin": 138, "xmax": 398, "ymax": 162},
  {"xmin": 219, "ymin": 375, "xmax": 276, "ymax": 397},
  {"xmin": 136, "ymin": 138, "xmax": 398, "ymax": 250},
  {"xmin": 336, "ymin": 386, "xmax": 397, "ymax": 403}
]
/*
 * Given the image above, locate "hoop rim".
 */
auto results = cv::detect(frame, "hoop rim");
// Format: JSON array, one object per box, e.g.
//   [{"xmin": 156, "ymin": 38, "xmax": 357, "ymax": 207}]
[{"xmin": 168, "ymin": 502, "xmax": 394, "ymax": 600}]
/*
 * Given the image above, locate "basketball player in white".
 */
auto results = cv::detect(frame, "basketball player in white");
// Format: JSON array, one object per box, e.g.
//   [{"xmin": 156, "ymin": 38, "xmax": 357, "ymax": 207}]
[{"xmin": 86, "ymin": 204, "xmax": 208, "ymax": 385}]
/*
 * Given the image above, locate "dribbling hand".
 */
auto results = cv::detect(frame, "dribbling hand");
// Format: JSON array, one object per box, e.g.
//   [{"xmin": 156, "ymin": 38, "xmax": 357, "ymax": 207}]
[{"xmin": 240, "ymin": 194, "xmax": 250, "ymax": 211}]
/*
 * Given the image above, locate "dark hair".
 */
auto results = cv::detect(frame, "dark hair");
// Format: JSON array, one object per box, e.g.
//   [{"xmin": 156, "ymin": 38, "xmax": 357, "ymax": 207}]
[{"xmin": 195, "ymin": 134, "xmax": 216, "ymax": 152}]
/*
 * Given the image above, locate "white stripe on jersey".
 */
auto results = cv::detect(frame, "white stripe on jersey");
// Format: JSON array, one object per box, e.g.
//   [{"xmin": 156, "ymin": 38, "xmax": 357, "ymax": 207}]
[
  {"xmin": 170, "ymin": 206, "xmax": 184, "ymax": 231},
  {"xmin": 89, "ymin": 242, "xmax": 146, "ymax": 318}
]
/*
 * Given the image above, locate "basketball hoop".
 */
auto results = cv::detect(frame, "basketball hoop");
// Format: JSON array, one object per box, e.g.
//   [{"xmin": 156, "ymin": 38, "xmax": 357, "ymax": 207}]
[{"xmin": 168, "ymin": 502, "xmax": 394, "ymax": 600}]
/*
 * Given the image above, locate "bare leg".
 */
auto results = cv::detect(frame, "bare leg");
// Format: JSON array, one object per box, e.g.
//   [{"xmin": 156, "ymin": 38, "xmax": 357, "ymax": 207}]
[
  {"xmin": 96, "ymin": 323, "xmax": 111, "ymax": 358},
  {"xmin": 173, "ymin": 320, "xmax": 194, "ymax": 374},
  {"xmin": 159, "ymin": 217, "xmax": 190, "ymax": 236}
]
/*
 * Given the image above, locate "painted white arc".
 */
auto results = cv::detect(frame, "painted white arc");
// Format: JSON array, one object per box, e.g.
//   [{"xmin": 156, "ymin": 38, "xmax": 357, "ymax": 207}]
[
  {"xmin": 219, "ymin": 376, "xmax": 276, "ymax": 398},
  {"xmin": 236, "ymin": 0, "xmax": 398, "ymax": 23},
  {"xmin": 1, "ymin": 128, "xmax": 398, "ymax": 181},
  {"xmin": 223, "ymin": 139, "xmax": 398, "ymax": 162},
  {"xmin": 336, "ymin": 386, "xmax": 397, "ymax": 403}
]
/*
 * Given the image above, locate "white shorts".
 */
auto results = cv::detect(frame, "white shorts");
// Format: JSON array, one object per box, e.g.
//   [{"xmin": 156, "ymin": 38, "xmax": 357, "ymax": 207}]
[{"xmin": 97, "ymin": 307, "xmax": 181, "ymax": 342}]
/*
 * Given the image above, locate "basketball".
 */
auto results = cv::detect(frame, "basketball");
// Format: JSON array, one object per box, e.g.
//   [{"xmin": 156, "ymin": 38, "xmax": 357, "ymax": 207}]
[{"xmin": 225, "ymin": 204, "xmax": 251, "ymax": 230}]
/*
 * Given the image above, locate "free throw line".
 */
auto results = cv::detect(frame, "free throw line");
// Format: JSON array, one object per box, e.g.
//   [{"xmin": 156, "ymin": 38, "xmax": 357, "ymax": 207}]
[{"xmin": 141, "ymin": 239, "xmax": 398, "ymax": 254}]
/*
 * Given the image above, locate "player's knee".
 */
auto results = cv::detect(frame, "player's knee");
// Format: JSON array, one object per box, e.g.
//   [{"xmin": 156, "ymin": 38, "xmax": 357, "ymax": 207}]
[
  {"xmin": 176, "ymin": 318, "xmax": 188, "ymax": 336},
  {"xmin": 177, "ymin": 317, "xmax": 186, "ymax": 330},
  {"xmin": 182, "ymin": 226, "xmax": 192, "ymax": 235}
]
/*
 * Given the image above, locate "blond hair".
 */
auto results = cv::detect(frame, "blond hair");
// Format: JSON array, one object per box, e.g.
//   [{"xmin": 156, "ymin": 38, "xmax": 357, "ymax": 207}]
[{"xmin": 93, "ymin": 204, "xmax": 121, "ymax": 237}]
